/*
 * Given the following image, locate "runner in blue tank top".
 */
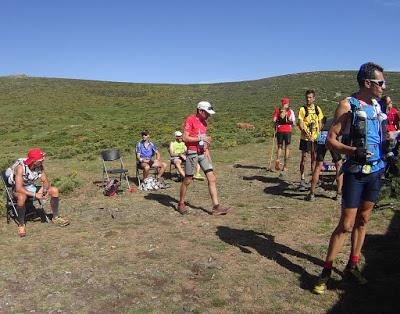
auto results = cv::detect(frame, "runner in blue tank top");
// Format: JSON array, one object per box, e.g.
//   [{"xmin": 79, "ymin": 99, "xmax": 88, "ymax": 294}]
[{"xmin": 313, "ymin": 62, "xmax": 387, "ymax": 294}]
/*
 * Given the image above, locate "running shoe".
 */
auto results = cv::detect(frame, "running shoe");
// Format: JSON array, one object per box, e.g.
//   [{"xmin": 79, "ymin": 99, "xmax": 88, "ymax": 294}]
[
  {"xmin": 299, "ymin": 179, "xmax": 310, "ymax": 191},
  {"xmin": 313, "ymin": 268, "xmax": 332, "ymax": 295},
  {"xmin": 52, "ymin": 216, "xmax": 70, "ymax": 227},
  {"xmin": 212, "ymin": 205, "xmax": 232, "ymax": 216},
  {"xmin": 178, "ymin": 202, "xmax": 188, "ymax": 215},
  {"xmin": 193, "ymin": 173, "xmax": 205, "ymax": 181},
  {"xmin": 333, "ymin": 192, "xmax": 342, "ymax": 201},
  {"xmin": 343, "ymin": 264, "xmax": 367, "ymax": 285},
  {"xmin": 305, "ymin": 193, "xmax": 316, "ymax": 201}
]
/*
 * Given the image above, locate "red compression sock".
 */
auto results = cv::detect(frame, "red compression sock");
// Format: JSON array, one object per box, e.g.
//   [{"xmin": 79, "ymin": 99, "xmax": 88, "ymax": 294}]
[{"xmin": 350, "ymin": 255, "xmax": 359, "ymax": 265}]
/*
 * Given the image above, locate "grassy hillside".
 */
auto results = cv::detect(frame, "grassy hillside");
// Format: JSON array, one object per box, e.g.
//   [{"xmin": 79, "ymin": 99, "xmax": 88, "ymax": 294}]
[{"xmin": 0, "ymin": 71, "xmax": 399, "ymax": 165}]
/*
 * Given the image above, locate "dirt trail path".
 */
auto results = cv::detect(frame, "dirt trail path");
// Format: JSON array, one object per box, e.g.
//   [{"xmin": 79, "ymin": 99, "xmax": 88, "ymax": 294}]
[{"xmin": 0, "ymin": 142, "xmax": 396, "ymax": 313}]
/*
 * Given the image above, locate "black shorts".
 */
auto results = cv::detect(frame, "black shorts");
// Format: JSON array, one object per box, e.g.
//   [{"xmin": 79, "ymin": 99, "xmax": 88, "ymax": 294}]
[
  {"xmin": 299, "ymin": 139, "xmax": 316, "ymax": 153},
  {"xmin": 316, "ymin": 144, "xmax": 341, "ymax": 162},
  {"xmin": 276, "ymin": 132, "xmax": 291, "ymax": 145}
]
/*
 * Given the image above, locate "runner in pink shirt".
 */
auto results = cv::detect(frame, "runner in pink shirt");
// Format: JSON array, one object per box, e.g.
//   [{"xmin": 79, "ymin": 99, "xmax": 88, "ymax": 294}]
[{"xmin": 178, "ymin": 101, "xmax": 232, "ymax": 216}]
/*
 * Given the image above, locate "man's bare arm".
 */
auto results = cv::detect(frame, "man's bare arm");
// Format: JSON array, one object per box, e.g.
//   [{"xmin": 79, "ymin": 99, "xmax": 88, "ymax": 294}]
[
  {"xmin": 40, "ymin": 171, "xmax": 51, "ymax": 190},
  {"xmin": 182, "ymin": 131, "xmax": 198, "ymax": 143},
  {"xmin": 14, "ymin": 165, "xmax": 32, "ymax": 196},
  {"xmin": 327, "ymin": 99, "xmax": 356, "ymax": 155}
]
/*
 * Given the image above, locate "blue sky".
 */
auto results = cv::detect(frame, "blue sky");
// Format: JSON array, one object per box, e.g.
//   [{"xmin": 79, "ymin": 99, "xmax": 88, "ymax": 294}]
[{"xmin": 1, "ymin": 0, "xmax": 399, "ymax": 84}]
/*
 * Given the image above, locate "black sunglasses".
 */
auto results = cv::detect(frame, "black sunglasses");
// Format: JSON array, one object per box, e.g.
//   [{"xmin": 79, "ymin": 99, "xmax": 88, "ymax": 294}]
[{"xmin": 368, "ymin": 79, "xmax": 386, "ymax": 87}]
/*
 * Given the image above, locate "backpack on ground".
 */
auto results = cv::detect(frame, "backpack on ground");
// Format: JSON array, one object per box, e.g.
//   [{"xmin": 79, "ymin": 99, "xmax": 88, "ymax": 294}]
[{"xmin": 104, "ymin": 179, "xmax": 120, "ymax": 196}]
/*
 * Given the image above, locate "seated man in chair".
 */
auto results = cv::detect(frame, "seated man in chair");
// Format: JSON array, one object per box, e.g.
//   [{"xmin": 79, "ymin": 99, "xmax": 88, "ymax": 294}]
[
  {"xmin": 6, "ymin": 148, "xmax": 70, "ymax": 237},
  {"xmin": 136, "ymin": 130, "xmax": 167, "ymax": 181}
]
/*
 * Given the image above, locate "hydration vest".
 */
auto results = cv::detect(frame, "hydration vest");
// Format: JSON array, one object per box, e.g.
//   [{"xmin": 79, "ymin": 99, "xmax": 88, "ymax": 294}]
[
  {"xmin": 302, "ymin": 105, "xmax": 321, "ymax": 118},
  {"xmin": 275, "ymin": 108, "xmax": 294, "ymax": 125},
  {"xmin": 5, "ymin": 158, "xmax": 42, "ymax": 186},
  {"xmin": 344, "ymin": 97, "xmax": 386, "ymax": 173}
]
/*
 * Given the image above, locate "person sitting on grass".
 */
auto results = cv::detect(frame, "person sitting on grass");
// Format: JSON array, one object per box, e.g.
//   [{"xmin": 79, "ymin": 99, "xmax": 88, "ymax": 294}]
[
  {"xmin": 136, "ymin": 130, "xmax": 167, "ymax": 182},
  {"xmin": 6, "ymin": 148, "xmax": 70, "ymax": 237}
]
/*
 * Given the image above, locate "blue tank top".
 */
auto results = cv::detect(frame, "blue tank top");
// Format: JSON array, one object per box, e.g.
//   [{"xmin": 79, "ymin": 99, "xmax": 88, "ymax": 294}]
[{"xmin": 345, "ymin": 97, "xmax": 385, "ymax": 173}]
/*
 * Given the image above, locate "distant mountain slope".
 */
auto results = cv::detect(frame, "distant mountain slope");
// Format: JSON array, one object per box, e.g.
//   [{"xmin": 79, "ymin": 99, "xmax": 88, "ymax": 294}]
[{"xmin": 0, "ymin": 71, "xmax": 398, "ymax": 161}]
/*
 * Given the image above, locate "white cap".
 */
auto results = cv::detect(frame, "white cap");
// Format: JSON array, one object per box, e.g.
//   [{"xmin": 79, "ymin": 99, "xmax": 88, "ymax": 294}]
[
  {"xmin": 197, "ymin": 101, "xmax": 215, "ymax": 114},
  {"xmin": 174, "ymin": 131, "xmax": 183, "ymax": 137}
]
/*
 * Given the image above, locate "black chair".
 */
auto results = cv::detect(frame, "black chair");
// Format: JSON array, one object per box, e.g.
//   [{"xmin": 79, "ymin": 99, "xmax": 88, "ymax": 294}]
[
  {"xmin": 1, "ymin": 170, "xmax": 50, "ymax": 225},
  {"xmin": 101, "ymin": 149, "xmax": 132, "ymax": 193}
]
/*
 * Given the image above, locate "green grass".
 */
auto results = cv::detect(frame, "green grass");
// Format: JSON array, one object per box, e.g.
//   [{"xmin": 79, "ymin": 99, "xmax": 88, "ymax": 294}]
[{"xmin": 1, "ymin": 71, "xmax": 399, "ymax": 194}]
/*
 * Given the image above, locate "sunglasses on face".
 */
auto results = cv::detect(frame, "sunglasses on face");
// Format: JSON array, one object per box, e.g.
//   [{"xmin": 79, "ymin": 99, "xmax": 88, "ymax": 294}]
[{"xmin": 368, "ymin": 79, "xmax": 386, "ymax": 87}]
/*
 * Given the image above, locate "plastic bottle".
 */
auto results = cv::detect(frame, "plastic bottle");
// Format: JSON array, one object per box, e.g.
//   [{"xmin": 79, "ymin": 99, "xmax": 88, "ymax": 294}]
[{"xmin": 198, "ymin": 130, "xmax": 205, "ymax": 149}]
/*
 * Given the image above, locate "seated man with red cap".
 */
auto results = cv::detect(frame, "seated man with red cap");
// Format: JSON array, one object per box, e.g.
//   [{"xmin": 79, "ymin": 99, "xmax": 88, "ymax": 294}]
[{"xmin": 5, "ymin": 148, "xmax": 70, "ymax": 237}]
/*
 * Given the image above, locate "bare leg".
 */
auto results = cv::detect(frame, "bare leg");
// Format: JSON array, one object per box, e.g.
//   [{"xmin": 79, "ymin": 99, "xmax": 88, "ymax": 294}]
[
  {"xmin": 179, "ymin": 176, "xmax": 193, "ymax": 203},
  {"xmin": 276, "ymin": 144, "xmax": 282, "ymax": 162},
  {"xmin": 335, "ymin": 161, "xmax": 343, "ymax": 194},
  {"xmin": 300, "ymin": 151, "xmax": 308, "ymax": 180},
  {"xmin": 206, "ymin": 171, "xmax": 219, "ymax": 207},
  {"xmin": 141, "ymin": 163, "xmax": 150, "ymax": 180},
  {"xmin": 310, "ymin": 161, "xmax": 323, "ymax": 195},
  {"xmin": 350, "ymin": 201, "xmax": 374, "ymax": 258},
  {"xmin": 310, "ymin": 144, "xmax": 317, "ymax": 175},
  {"xmin": 284, "ymin": 144, "xmax": 290, "ymax": 170},
  {"xmin": 325, "ymin": 207, "xmax": 358, "ymax": 263},
  {"xmin": 174, "ymin": 159, "xmax": 185, "ymax": 178}
]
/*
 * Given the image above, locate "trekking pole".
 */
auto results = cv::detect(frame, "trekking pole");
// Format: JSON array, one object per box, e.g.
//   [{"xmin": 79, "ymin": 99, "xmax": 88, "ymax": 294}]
[{"xmin": 267, "ymin": 127, "xmax": 277, "ymax": 171}]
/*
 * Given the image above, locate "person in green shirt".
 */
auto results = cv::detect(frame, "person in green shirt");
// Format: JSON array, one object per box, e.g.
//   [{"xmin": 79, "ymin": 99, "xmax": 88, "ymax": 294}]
[{"xmin": 169, "ymin": 131, "xmax": 204, "ymax": 180}]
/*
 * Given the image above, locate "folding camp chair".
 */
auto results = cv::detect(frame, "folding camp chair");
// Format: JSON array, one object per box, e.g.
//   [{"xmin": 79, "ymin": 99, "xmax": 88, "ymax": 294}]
[
  {"xmin": 101, "ymin": 149, "xmax": 132, "ymax": 193},
  {"xmin": 1, "ymin": 170, "xmax": 50, "ymax": 225}
]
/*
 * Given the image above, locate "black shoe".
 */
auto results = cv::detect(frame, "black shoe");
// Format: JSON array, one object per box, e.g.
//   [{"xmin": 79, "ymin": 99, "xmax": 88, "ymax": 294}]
[{"xmin": 343, "ymin": 264, "xmax": 367, "ymax": 285}]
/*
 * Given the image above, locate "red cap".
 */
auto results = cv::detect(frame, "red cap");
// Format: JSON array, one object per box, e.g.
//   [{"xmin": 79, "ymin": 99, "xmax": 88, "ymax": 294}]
[
  {"xmin": 25, "ymin": 149, "xmax": 45, "ymax": 166},
  {"xmin": 281, "ymin": 98, "xmax": 290, "ymax": 106}
]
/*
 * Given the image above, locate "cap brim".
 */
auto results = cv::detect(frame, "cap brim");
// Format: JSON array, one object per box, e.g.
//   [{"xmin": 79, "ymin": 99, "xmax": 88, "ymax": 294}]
[
  {"xmin": 25, "ymin": 158, "xmax": 44, "ymax": 165},
  {"xmin": 25, "ymin": 158, "xmax": 34, "ymax": 166},
  {"xmin": 205, "ymin": 109, "xmax": 215, "ymax": 114}
]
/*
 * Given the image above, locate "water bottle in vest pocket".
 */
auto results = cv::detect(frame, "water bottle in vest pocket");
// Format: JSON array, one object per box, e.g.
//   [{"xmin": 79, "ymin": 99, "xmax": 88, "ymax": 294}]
[{"xmin": 317, "ymin": 131, "xmax": 328, "ymax": 145}]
